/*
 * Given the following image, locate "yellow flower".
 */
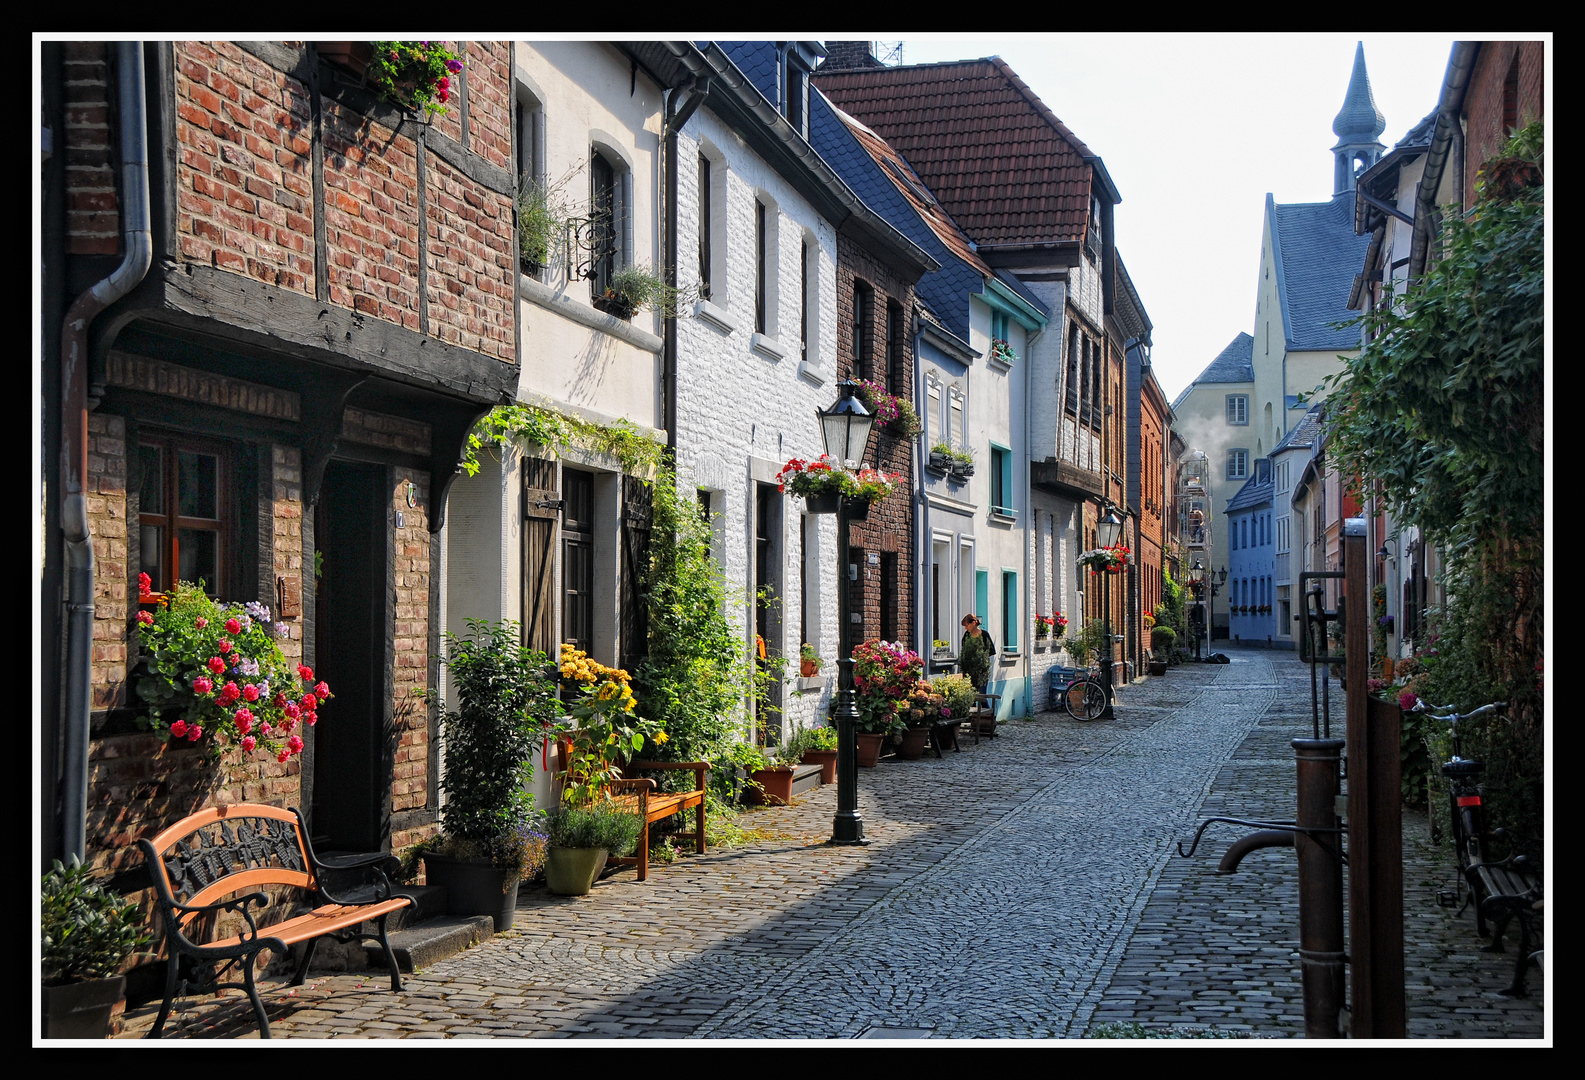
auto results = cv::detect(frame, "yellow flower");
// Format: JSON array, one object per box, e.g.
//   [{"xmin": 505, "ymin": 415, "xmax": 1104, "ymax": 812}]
[{"xmin": 655, "ymin": 731, "xmax": 669, "ymax": 745}]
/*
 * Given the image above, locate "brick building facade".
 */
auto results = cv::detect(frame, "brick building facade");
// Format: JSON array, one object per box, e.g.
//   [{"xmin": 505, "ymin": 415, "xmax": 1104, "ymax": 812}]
[{"xmin": 41, "ymin": 40, "xmax": 517, "ymax": 882}]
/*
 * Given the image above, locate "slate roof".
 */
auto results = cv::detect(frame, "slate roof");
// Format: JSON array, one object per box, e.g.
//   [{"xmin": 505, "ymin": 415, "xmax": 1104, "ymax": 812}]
[
  {"xmin": 813, "ymin": 57, "xmax": 1107, "ymax": 249},
  {"xmin": 1271, "ymin": 195, "xmax": 1372, "ymax": 351},
  {"xmin": 1273, "ymin": 402, "xmax": 1325, "ymax": 454},
  {"xmin": 1226, "ymin": 472, "xmax": 1274, "ymax": 514},
  {"xmin": 1171, "ymin": 332, "xmax": 1254, "ymax": 410},
  {"xmin": 1394, "ymin": 109, "xmax": 1438, "ymax": 151},
  {"xmin": 992, "ymin": 268, "xmax": 1050, "ymax": 318}
]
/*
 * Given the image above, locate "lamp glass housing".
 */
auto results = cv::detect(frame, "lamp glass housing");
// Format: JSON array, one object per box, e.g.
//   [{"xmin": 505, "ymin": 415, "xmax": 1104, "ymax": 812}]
[{"xmin": 819, "ymin": 382, "xmax": 875, "ymax": 465}]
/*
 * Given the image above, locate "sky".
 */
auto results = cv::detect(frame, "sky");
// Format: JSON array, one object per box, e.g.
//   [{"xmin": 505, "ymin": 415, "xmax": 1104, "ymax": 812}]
[{"xmin": 889, "ymin": 33, "xmax": 1467, "ymax": 400}]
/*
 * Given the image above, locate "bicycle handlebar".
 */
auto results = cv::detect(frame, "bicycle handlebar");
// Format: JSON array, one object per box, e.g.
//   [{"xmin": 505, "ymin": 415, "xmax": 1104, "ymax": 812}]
[{"xmin": 1410, "ymin": 700, "xmax": 1508, "ymax": 725}]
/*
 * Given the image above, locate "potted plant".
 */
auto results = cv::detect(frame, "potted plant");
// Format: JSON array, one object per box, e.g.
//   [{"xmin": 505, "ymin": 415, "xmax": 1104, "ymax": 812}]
[
  {"xmin": 365, "ymin": 41, "xmax": 466, "ymax": 118},
  {"xmin": 735, "ymin": 743, "xmax": 798, "ymax": 806},
  {"xmin": 928, "ymin": 441, "xmax": 953, "ymax": 473},
  {"xmin": 541, "ymin": 803, "xmax": 642, "ymax": 896},
  {"xmin": 422, "ymin": 620, "xmax": 559, "ymax": 930},
  {"xmin": 786, "ymin": 723, "xmax": 839, "ymax": 784},
  {"xmin": 931, "ymin": 672, "xmax": 976, "ymax": 722},
  {"xmin": 42, "ymin": 857, "xmax": 151, "ymax": 1039},
  {"xmin": 896, "ymin": 680, "xmax": 947, "ymax": 760},
  {"xmin": 1079, "ymin": 545, "xmax": 1133, "ymax": 574},
  {"xmin": 854, "ymin": 379, "xmax": 921, "ymax": 440},
  {"xmin": 775, "ymin": 455, "xmax": 903, "ymax": 519},
  {"xmin": 517, "ymin": 170, "xmax": 577, "ymax": 275},
  {"xmin": 850, "ymin": 639, "xmax": 924, "ymax": 765},
  {"xmin": 133, "ymin": 576, "xmax": 327, "ymax": 763},
  {"xmin": 798, "ymin": 643, "xmax": 825, "ymax": 679},
  {"xmin": 989, "ymin": 338, "xmax": 1018, "ymax": 365},
  {"xmin": 947, "ymin": 446, "xmax": 975, "ymax": 479},
  {"xmin": 593, "ymin": 263, "xmax": 696, "ymax": 321}
]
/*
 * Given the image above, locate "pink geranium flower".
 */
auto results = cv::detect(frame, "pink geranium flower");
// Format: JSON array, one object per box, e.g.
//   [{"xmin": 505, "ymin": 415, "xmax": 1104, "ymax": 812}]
[
  {"xmin": 195, "ymin": 617, "xmax": 208, "ymax": 629},
  {"xmin": 315, "ymin": 682, "xmax": 330, "ymax": 700},
  {"xmin": 217, "ymin": 639, "xmax": 232, "ymax": 654},
  {"xmin": 241, "ymin": 736, "xmax": 256, "ymax": 753},
  {"xmin": 208, "ymin": 656, "xmax": 227, "ymax": 674},
  {"xmin": 298, "ymin": 664, "xmax": 314, "ymax": 682},
  {"xmin": 192, "ymin": 676, "xmax": 212, "ymax": 695},
  {"xmin": 137, "ymin": 610, "xmax": 154, "ymax": 625},
  {"xmin": 225, "ymin": 618, "xmax": 242, "ymax": 635},
  {"xmin": 288, "ymin": 735, "xmax": 304, "ymax": 754},
  {"xmin": 242, "ymin": 683, "xmax": 260, "ymax": 702},
  {"xmin": 169, "ymin": 720, "xmax": 187, "ymax": 738}
]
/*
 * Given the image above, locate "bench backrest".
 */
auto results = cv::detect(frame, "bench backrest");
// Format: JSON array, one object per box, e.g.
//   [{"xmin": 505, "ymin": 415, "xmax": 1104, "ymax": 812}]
[{"xmin": 140, "ymin": 804, "xmax": 316, "ymax": 931}]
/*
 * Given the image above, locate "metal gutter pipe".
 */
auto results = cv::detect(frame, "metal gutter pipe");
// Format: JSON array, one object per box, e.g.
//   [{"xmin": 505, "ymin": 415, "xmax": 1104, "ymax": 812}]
[
  {"xmin": 60, "ymin": 41, "xmax": 151, "ymax": 862},
  {"xmin": 1410, "ymin": 42, "xmax": 1478, "ymax": 280},
  {"xmin": 660, "ymin": 76, "xmax": 705, "ymax": 452}
]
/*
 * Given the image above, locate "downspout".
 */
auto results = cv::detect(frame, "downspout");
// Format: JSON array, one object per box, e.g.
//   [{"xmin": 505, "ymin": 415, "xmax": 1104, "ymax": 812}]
[
  {"xmin": 1410, "ymin": 42, "xmax": 1477, "ymax": 280},
  {"xmin": 60, "ymin": 41, "xmax": 152, "ymax": 862},
  {"xmin": 661, "ymin": 76, "xmax": 706, "ymax": 453},
  {"xmin": 1021, "ymin": 320, "xmax": 1042, "ymax": 715},
  {"xmin": 914, "ymin": 313, "xmax": 928, "ymax": 661}
]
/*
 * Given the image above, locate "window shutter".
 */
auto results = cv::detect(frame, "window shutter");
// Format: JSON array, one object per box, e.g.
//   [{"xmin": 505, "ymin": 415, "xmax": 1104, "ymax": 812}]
[
  {"xmin": 620, "ymin": 475, "xmax": 652, "ymax": 675},
  {"xmin": 522, "ymin": 457, "xmax": 560, "ymax": 655}
]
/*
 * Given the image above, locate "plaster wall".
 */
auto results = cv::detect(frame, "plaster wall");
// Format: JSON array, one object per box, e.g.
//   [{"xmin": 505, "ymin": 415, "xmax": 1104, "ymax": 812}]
[{"xmin": 671, "ymin": 106, "xmax": 843, "ymax": 739}]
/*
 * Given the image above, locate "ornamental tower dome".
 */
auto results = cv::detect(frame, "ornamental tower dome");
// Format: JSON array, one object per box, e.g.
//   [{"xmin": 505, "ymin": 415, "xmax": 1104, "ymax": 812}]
[{"xmin": 1332, "ymin": 42, "xmax": 1388, "ymax": 197}]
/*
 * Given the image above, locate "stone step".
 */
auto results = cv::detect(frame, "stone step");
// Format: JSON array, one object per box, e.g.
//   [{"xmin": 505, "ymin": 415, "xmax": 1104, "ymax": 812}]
[
  {"xmin": 363, "ymin": 913, "xmax": 495, "ymax": 974},
  {"xmin": 788, "ymin": 762, "xmax": 824, "ymax": 796}
]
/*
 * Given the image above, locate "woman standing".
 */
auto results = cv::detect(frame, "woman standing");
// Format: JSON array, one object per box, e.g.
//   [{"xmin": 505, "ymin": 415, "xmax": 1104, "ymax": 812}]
[{"xmin": 959, "ymin": 614, "xmax": 995, "ymax": 691}]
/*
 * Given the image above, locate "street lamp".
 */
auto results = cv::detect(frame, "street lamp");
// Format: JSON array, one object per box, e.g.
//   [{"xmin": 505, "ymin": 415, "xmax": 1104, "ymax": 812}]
[
  {"xmin": 818, "ymin": 381, "xmax": 874, "ymax": 845},
  {"xmin": 1097, "ymin": 507, "xmax": 1123, "ymax": 719},
  {"xmin": 1189, "ymin": 559, "xmax": 1205, "ymax": 661}
]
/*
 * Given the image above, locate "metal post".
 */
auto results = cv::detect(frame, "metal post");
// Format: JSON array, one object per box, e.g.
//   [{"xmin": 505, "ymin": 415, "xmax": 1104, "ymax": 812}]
[
  {"xmin": 831, "ymin": 500, "xmax": 865, "ymax": 844},
  {"xmin": 1293, "ymin": 737, "xmax": 1346, "ymax": 1038},
  {"xmin": 1099, "ymin": 566, "xmax": 1115, "ymax": 717},
  {"xmin": 1344, "ymin": 520, "xmax": 1405, "ymax": 1037}
]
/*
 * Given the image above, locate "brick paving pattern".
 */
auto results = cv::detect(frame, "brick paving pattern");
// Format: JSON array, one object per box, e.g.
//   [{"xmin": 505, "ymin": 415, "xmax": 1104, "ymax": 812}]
[{"xmin": 117, "ymin": 648, "xmax": 1545, "ymax": 1041}]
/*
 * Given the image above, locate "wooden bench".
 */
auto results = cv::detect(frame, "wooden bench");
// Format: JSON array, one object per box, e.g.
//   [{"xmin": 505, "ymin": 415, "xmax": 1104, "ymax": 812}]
[
  {"xmin": 137, "ymin": 803, "xmax": 413, "ymax": 1039},
  {"xmin": 1467, "ymin": 854, "xmax": 1543, "ymax": 997},
  {"xmin": 604, "ymin": 760, "xmax": 709, "ymax": 882},
  {"xmin": 964, "ymin": 692, "xmax": 1002, "ymax": 743}
]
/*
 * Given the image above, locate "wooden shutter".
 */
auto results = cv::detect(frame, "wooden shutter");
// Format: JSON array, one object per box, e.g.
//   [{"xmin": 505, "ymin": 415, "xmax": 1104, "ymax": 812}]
[
  {"xmin": 619, "ymin": 475, "xmax": 652, "ymax": 675},
  {"xmin": 522, "ymin": 457, "xmax": 560, "ymax": 656}
]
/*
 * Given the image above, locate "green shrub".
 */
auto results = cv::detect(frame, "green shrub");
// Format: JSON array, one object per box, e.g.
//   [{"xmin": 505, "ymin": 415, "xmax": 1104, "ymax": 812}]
[
  {"xmin": 544, "ymin": 803, "xmax": 642, "ymax": 857},
  {"xmin": 42, "ymin": 857, "xmax": 151, "ymax": 985}
]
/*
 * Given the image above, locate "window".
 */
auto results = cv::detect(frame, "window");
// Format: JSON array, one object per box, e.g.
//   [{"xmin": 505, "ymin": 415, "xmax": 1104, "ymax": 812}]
[
  {"xmin": 975, "ymin": 569, "xmax": 989, "ymax": 626},
  {"xmin": 562, "ymin": 468, "xmax": 596, "ymax": 652},
  {"xmin": 755, "ymin": 199, "xmax": 768, "ymax": 335},
  {"xmin": 589, "ymin": 150, "xmax": 619, "ymax": 298},
  {"xmin": 948, "ymin": 386, "xmax": 964, "ymax": 451},
  {"xmin": 139, "ymin": 435, "xmax": 229, "ymax": 595},
  {"xmin": 990, "ymin": 309, "xmax": 1010, "ymax": 350},
  {"xmin": 990, "ymin": 443, "xmax": 1013, "ymax": 515},
  {"xmin": 851, "ymin": 279, "xmax": 873, "ymax": 381},
  {"xmin": 1002, "ymin": 570, "xmax": 1019, "ymax": 650},
  {"xmin": 886, "ymin": 300, "xmax": 905, "ymax": 395},
  {"xmin": 1276, "ymin": 516, "xmax": 1290, "ymax": 554},
  {"xmin": 1065, "ymin": 323, "xmax": 1081, "ymax": 414},
  {"xmin": 1227, "ymin": 449, "xmax": 1248, "ymax": 479},
  {"xmin": 698, "ymin": 153, "xmax": 712, "ymax": 300},
  {"xmin": 1226, "ymin": 395, "xmax": 1249, "ymax": 425},
  {"xmin": 799, "ymin": 238, "xmax": 808, "ymax": 363},
  {"xmin": 880, "ymin": 553, "xmax": 898, "ymax": 641},
  {"xmin": 925, "ymin": 374, "xmax": 941, "ymax": 445},
  {"xmin": 783, "ymin": 48, "xmax": 808, "ymax": 136}
]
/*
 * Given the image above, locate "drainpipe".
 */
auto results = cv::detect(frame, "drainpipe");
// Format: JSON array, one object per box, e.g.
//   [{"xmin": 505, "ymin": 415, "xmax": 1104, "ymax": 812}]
[
  {"xmin": 1409, "ymin": 42, "xmax": 1477, "ymax": 280},
  {"xmin": 661, "ymin": 76, "xmax": 706, "ymax": 452},
  {"xmin": 1021, "ymin": 319, "xmax": 1042, "ymax": 715},
  {"xmin": 60, "ymin": 41, "xmax": 151, "ymax": 862}
]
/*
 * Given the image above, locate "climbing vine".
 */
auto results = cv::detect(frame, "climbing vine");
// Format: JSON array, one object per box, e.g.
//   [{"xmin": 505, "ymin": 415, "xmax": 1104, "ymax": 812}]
[{"xmin": 462, "ymin": 403, "xmax": 663, "ymax": 478}]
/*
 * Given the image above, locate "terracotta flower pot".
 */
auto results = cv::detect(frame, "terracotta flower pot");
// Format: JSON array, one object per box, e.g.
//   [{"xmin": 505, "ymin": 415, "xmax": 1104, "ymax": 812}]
[
  {"xmin": 855, "ymin": 732, "xmax": 885, "ymax": 768},
  {"xmin": 744, "ymin": 767, "xmax": 797, "ymax": 806},
  {"xmin": 800, "ymin": 658, "xmax": 821, "ymax": 678},
  {"xmin": 896, "ymin": 726, "xmax": 931, "ymax": 761},
  {"xmin": 801, "ymin": 748, "xmax": 837, "ymax": 784}
]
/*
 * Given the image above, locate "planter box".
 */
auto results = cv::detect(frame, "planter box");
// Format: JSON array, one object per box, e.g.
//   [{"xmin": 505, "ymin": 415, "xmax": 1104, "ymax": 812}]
[
  {"xmin": 42, "ymin": 977, "xmax": 125, "ymax": 1040},
  {"xmin": 801, "ymin": 748, "xmax": 837, "ymax": 785},
  {"xmin": 423, "ymin": 853, "xmax": 520, "ymax": 931},
  {"xmin": 855, "ymin": 732, "xmax": 885, "ymax": 768},
  {"xmin": 743, "ymin": 767, "xmax": 797, "ymax": 806}
]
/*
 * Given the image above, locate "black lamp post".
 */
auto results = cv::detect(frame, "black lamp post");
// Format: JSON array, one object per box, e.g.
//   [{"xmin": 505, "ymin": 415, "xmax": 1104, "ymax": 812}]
[
  {"xmin": 1097, "ymin": 507, "xmax": 1122, "ymax": 719},
  {"xmin": 818, "ymin": 381, "xmax": 874, "ymax": 846},
  {"xmin": 1189, "ymin": 559, "xmax": 1205, "ymax": 661}
]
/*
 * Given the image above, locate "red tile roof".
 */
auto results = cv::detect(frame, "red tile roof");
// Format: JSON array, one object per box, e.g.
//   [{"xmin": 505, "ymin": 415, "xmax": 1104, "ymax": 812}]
[
  {"xmin": 814, "ymin": 57, "xmax": 1104, "ymax": 250},
  {"xmin": 832, "ymin": 106, "xmax": 990, "ymax": 278}
]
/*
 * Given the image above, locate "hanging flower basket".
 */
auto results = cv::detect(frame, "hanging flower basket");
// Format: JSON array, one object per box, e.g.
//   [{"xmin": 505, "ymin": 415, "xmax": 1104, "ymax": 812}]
[
  {"xmin": 1079, "ymin": 546, "xmax": 1132, "ymax": 574},
  {"xmin": 777, "ymin": 455, "xmax": 902, "ymax": 516}
]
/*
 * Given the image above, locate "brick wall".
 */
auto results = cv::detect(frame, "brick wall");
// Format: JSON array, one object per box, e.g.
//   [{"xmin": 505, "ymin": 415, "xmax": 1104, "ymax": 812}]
[
  {"xmin": 272, "ymin": 445, "xmax": 305, "ymax": 663},
  {"xmin": 63, "ymin": 42, "xmax": 119, "ymax": 256},
  {"xmin": 174, "ymin": 41, "xmax": 316, "ymax": 292},
  {"xmin": 836, "ymin": 232, "xmax": 915, "ymax": 644},
  {"xmin": 391, "ymin": 469, "xmax": 432, "ymax": 844},
  {"xmin": 87, "ymin": 414, "xmax": 129, "ymax": 711},
  {"xmin": 322, "ymin": 99, "xmax": 423, "ymax": 327},
  {"xmin": 424, "ymin": 153, "xmax": 515, "ymax": 359},
  {"xmin": 1462, "ymin": 41, "xmax": 1545, "ymax": 206},
  {"xmin": 462, "ymin": 40, "xmax": 512, "ymax": 170}
]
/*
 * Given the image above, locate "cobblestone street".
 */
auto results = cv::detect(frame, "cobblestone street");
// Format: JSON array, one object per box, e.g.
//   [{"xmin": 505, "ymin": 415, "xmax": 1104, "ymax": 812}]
[{"xmin": 120, "ymin": 648, "xmax": 1547, "ymax": 1042}]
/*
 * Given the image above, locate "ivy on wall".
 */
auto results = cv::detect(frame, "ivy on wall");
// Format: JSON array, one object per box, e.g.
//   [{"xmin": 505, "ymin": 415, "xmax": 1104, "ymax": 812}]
[{"xmin": 462, "ymin": 403, "xmax": 662, "ymax": 478}]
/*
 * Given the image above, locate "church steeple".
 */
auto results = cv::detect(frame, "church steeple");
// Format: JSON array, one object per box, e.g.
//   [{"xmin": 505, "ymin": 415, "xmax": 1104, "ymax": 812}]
[{"xmin": 1332, "ymin": 42, "xmax": 1387, "ymax": 197}]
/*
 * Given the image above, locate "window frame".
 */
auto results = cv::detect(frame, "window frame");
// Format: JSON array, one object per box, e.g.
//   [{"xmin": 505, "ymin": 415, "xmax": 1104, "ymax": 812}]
[
  {"xmin": 1227, "ymin": 449, "xmax": 1249, "ymax": 480},
  {"xmin": 698, "ymin": 151, "xmax": 712, "ymax": 300},
  {"xmin": 138, "ymin": 431, "xmax": 232, "ymax": 598},
  {"xmin": 850, "ymin": 279, "xmax": 874, "ymax": 382},
  {"xmin": 990, "ymin": 442, "xmax": 1013, "ymax": 516},
  {"xmin": 1226, "ymin": 394, "xmax": 1249, "ymax": 426}
]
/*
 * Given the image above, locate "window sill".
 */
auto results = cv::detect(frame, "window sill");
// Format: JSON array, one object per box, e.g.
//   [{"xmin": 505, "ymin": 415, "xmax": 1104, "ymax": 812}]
[
  {"xmin": 999, "ymin": 650, "xmax": 1020, "ymax": 664},
  {"xmin": 986, "ymin": 352, "xmax": 1013, "ymax": 374},
  {"xmin": 989, "ymin": 509, "xmax": 1018, "ymax": 526},
  {"xmin": 792, "ymin": 676, "xmax": 827, "ymax": 693},
  {"xmin": 750, "ymin": 332, "xmax": 789, "ymax": 362},
  {"xmin": 520, "ymin": 274, "xmax": 663, "ymax": 354},
  {"xmin": 796, "ymin": 360, "xmax": 827, "ymax": 386},
  {"xmin": 693, "ymin": 298, "xmax": 739, "ymax": 335}
]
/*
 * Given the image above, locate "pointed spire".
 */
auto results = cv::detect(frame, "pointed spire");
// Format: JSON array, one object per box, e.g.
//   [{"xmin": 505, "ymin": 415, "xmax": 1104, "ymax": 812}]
[{"xmin": 1332, "ymin": 41, "xmax": 1386, "ymax": 141}]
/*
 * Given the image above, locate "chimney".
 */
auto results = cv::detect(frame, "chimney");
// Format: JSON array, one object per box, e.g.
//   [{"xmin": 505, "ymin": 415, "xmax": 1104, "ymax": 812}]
[{"xmin": 819, "ymin": 41, "xmax": 884, "ymax": 72}]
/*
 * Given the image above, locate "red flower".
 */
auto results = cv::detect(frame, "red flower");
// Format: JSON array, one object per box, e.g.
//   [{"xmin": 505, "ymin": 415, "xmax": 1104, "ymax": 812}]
[
  {"xmin": 191, "ymin": 676, "xmax": 212, "ymax": 695},
  {"xmin": 217, "ymin": 639, "xmax": 232, "ymax": 654},
  {"xmin": 225, "ymin": 618, "xmax": 242, "ymax": 635},
  {"xmin": 306, "ymin": 711, "xmax": 318, "ymax": 726},
  {"xmin": 219, "ymin": 682, "xmax": 240, "ymax": 705},
  {"xmin": 288, "ymin": 735, "xmax": 304, "ymax": 754},
  {"xmin": 186, "ymin": 724, "xmax": 202, "ymax": 742},
  {"xmin": 300, "ymin": 694, "xmax": 317, "ymax": 712},
  {"xmin": 286, "ymin": 702, "xmax": 301, "ymax": 720},
  {"xmin": 278, "ymin": 750, "xmax": 290, "ymax": 764},
  {"xmin": 242, "ymin": 683, "xmax": 260, "ymax": 702},
  {"xmin": 169, "ymin": 720, "xmax": 187, "ymax": 738},
  {"xmin": 298, "ymin": 665, "xmax": 314, "ymax": 682},
  {"xmin": 1399, "ymin": 691, "xmax": 1419, "ymax": 711},
  {"xmin": 138, "ymin": 572, "xmax": 153, "ymax": 598},
  {"xmin": 315, "ymin": 682, "xmax": 330, "ymax": 700},
  {"xmin": 241, "ymin": 735, "xmax": 256, "ymax": 753},
  {"xmin": 136, "ymin": 610, "xmax": 154, "ymax": 626},
  {"xmin": 196, "ymin": 617, "xmax": 208, "ymax": 629},
  {"xmin": 437, "ymin": 88, "xmax": 449, "ymax": 103},
  {"xmin": 207, "ymin": 656, "xmax": 226, "ymax": 675},
  {"xmin": 235, "ymin": 707, "xmax": 254, "ymax": 728},
  {"xmin": 274, "ymin": 692, "xmax": 289, "ymax": 708}
]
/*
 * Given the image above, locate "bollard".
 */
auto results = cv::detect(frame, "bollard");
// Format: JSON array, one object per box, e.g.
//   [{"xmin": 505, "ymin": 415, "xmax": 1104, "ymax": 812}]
[{"xmin": 1293, "ymin": 737, "xmax": 1346, "ymax": 1038}]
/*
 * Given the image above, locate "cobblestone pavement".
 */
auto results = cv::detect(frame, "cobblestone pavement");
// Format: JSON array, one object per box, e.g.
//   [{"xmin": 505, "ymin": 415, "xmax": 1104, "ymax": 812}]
[{"xmin": 117, "ymin": 648, "xmax": 1547, "ymax": 1041}]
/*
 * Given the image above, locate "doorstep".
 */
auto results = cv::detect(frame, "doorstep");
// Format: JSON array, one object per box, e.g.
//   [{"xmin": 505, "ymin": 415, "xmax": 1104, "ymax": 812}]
[
  {"xmin": 789, "ymin": 762, "xmax": 824, "ymax": 797},
  {"xmin": 359, "ymin": 884, "xmax": 495, "ymax": 973}
]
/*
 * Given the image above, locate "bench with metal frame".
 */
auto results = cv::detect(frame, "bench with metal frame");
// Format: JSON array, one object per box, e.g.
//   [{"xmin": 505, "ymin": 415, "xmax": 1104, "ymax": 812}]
[
  {"xmin": 137, "ymin": 802, "xmax": 412, "ymax": 1039},
  {"xmin": 1467, "ymin": 852, "xmax": 1543, "ymax": 997},
  {"xmin": 605, "ymin": 760, "xmax": 709, "ymax": 881}
]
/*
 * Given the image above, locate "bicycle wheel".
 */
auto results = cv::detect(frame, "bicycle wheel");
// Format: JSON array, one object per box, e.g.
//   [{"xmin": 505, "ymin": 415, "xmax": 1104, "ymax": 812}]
[{"xmin": 1065, "ymin": 679, "xmax": 1107, "ymax": 721}]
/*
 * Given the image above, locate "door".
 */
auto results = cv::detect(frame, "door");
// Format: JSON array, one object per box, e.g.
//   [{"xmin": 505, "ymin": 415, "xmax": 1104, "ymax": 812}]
[{"xmin": 311, "ymin": 460, "xmax": 390, "ymax": 854}]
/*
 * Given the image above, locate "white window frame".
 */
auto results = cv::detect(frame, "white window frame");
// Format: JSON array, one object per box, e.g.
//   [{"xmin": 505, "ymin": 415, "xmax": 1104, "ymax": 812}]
[
  {"xmin": 1228, "ymin": 449, "xmax": 1249, "ymax": 480},
  {"xmin": 1226, "ymin": 394, "xmax": 1249, "ymax": 425}
]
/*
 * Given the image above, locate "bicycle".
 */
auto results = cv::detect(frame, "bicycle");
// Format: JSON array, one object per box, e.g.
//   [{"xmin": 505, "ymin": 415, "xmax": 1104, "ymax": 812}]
[
  {"xmin": 1059, "ymin": 666, "xmax": 1109, "ymax": 721},
  {"xmin": 1410, "ymin": 698, "xmax": 1507, "ymax": 922}
]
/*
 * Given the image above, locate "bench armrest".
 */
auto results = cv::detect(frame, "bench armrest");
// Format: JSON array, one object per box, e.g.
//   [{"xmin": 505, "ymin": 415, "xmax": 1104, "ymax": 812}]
[{"xmin": 161, "ymin": 892, "xmax": 275, "ymax": 956}]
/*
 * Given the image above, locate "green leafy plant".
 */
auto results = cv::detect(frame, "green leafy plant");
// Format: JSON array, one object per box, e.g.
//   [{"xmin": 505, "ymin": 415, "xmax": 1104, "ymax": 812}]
[
  {"xmin": 930, "ymin": 672, "xmax": 976, "ymax": 719},
  {"xmin": 854, "ymin": 379, "xmax": 921, "ymax": 440},
  {"xmin": 783, "ymin": 724, "xmax": 837, "ymax": 760},
  {"xmin": 774, "ymin": 456, "xmax": 904, "ymax": 502},
  {"xmin": 958, "ymin": 628, "xmax": 992, "ymax": 690},
  {"xmin": 543, "ymin": 803, "xmax": 642, "ymax": 857},
  {"xmin": 427, "ymin": 621, "xmax": 559, "ymax": 871},
  {"xmin": 517, "ymin": 168, "xmax": 581, "ymax": 273},
  {"xmin": 989, "ymin": 338, "xmax": 1018, "ymax": 365},
  {"xmin": 798, "ymin": 643, "xmax": 825, "ymax": 671},
  {"xmin": 42, "ymin": 857, "xmax": 151, "ymax": 985},
  {"xmin": 1062, "ymin": 618, "xmax": 1110, "ymax": 668},
  {"xmin": 367, "ymin": 41, "xmax": 465, "ymax": 118},
  {"xmin": 850, "ymin": 639, "xmax": 924, "ymax": 734},
  {"xmin": 133, "ymin": 578, "xmax": 325, "ymax": 761},
  {"xmin": 462, "ymin": 401, "xmax": 662, "ymax": 479},
  {"xmin": 596, "ymin": 263, "xmax": 699, "ymax": 320},
  {"xmin": 554, "ymin": 654, "xmax": 667, "ymax": 809}
]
